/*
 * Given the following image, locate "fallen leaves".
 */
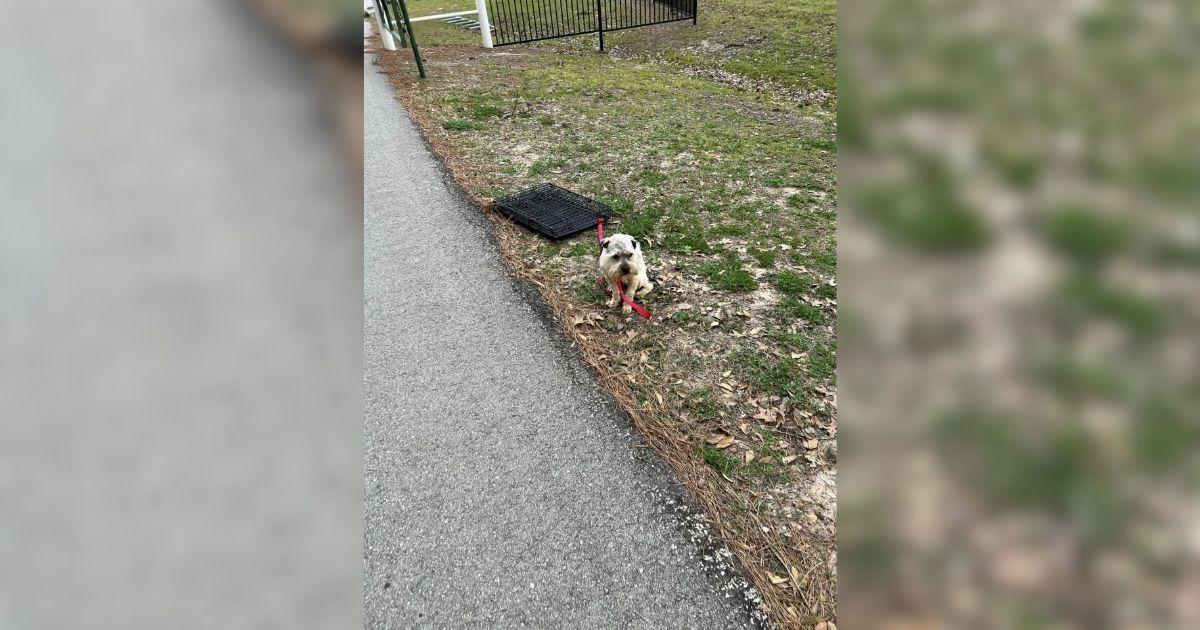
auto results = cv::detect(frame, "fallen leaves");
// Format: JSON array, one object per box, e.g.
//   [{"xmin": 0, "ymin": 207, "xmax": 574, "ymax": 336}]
[{"xmin": 706, "ymin": 434, "xmax": 735, "ymax": 449}]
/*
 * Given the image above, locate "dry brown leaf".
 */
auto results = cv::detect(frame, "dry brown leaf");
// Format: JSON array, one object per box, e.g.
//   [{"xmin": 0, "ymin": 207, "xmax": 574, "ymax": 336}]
[
  {"xmin": 706, "ymin": 434, "xmax": 726, "ymax": 445},
  {"xmin": 654, "ymin": 392, "xmax": 664, "ymax": 405},
  {"xmin": 744, "ymin": 451, "xmax": 755, "ymax": 463},
  {"xmin": 803, "ymin": 439, "xmax": 819, "ymax": 449},
  {"xmin": 739, "ymin": 423, "xmax": 749, "ymax": 434},
  {"xmin": 815, "ymin": 622, "xmax": 836, "ymax": 630},
  {"xmin": 720, "ymin": 383, "xmax": 734, "ymax": 392},
  {"xmin": 752, "ymin": 409, "xmax": 774, "ymax": 422},
  {"xmin": 715, "ymin": 435, "xmax": 735, "ymax": 449},
  {"xmin": 769, "ymin": 573, "xmax": 787, "ymax": 585},
  {"xmin": 781, "ymin": 455, "xmax": 798, "ymax": 464}
]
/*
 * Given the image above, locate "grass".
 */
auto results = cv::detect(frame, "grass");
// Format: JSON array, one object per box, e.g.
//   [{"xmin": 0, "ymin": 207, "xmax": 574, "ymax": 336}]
[
  {"xmin": 699, "ymin": 253, "xmax": 758, "ymax": 291},
  {"xmin": 934, "ymin": 407, "xmax": 1126, "ymax": 545},
  {"xmin": 859, "ymin": 160, "xmax": 991, "ymax": 252},
  {"xmin": 442, "ymin": 119, "xmax": 485, "ymax": 131},
  {"xmin": 776, "ymin": 270, "xmax": 810, "ymax": 295},
  {"xmin": 780, "ymin": 297, "xmax": 824, "ymax": 324},
  {"xmin": 702, "ymin": 445, "xmax": 739, "ymax": 476},
  {"xmin": 749, "ymin": 247, "xmax": 777, "ymax": 267},
  {"xmin": 1039, "ymin": 205, "xmax": 1131, "ymax": 262},
  {"xmin": 573, "ymin": 278, "xmax": 610, "ymax": 304},
  {"xmin": 375, "ymin": 2, "xmax": 837, "ymax": 625},
  {"xmin": 728, "ymin": 348, "xmax": 806, "ymax": 397}
]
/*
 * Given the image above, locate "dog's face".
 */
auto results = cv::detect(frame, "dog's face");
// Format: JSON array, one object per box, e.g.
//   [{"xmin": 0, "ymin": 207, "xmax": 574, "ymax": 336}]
[{"xmin": 598, "ymin": 234, "xmax": 644, "ymax": 278}]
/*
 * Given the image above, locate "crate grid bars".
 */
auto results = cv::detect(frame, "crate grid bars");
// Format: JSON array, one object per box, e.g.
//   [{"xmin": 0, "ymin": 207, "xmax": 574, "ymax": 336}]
[{"xmin": 492, "ymin": 184, "xmax": 611, "ymax": 240}]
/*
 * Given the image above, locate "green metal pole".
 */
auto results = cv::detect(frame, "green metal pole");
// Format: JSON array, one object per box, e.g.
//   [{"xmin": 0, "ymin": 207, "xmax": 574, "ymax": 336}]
[
  {"xmin": 596, "ymin": 0, "xmax": 604, "ymax": 51},
  {"xmin": 396, "ymin": 0, "xmax": 426, "ymax": 78}
]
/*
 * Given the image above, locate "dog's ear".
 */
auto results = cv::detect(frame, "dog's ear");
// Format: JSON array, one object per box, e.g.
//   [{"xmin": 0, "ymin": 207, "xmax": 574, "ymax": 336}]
[
  {"xmin": 631, "ymin": 238, "xmax": 640, "ymax": 250},
  {"xmin": 600, "ymin": 238, "xmax": 611, "ymax": 251}
]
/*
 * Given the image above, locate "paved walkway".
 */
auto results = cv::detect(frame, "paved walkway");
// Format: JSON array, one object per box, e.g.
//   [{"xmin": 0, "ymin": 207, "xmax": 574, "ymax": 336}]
[{"xmin": 363, "ymin": 55, "xmax": 758, "ymax": 629}]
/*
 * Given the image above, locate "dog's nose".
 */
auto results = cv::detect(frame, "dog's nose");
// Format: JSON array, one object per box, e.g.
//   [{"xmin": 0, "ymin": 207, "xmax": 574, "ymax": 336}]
[{"xmin": 620, "ymin": 264, "xmax": 630, "ymax": 274}]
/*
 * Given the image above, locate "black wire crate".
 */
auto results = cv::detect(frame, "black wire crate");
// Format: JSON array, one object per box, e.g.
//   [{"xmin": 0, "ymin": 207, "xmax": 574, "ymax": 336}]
[{"xmin": 492, "ymin": 184, "xmax": 611, "ymax": 240}]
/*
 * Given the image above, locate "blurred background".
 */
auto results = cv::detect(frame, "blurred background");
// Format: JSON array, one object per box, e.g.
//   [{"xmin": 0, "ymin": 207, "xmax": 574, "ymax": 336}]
[
  {"xmin": 0, "ymin": 1, "xmax": 363, "ymax": 628},
  {"xmin": 839, "ymin": 0, "xmax": 1199, "ymax": 628}
]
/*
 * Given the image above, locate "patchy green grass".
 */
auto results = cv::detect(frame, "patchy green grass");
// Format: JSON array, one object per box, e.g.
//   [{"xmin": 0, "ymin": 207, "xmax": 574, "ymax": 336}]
[
  {"xmin": 748, "ymin": 247, "xmax": 777, "ymax": 267},
  {"xmin": 671, "ymin": 310, "xmax": 707, "ymax": 326},
  {"xmin": 780, "ymin": 297, "xmax": 824, "ymax": 324},
  {"xmin": 859, "ymin": 161, "xmax": 991, "ymax": 252},
  {"xmin": 573, "ymin": 278, "xmax": 610, "ymax": 304},
  {"xmin": 685, "ymin": 390, "xmax": 721, "ymax": 419},
  {"xmin": 702, "ymin": 445, "xmax": 739, "ymax": 476},
  {"xmin": 699, "ymin": 253, "xmax": 758, "ymax": 291},
  {"xmin": 776, "ymin": 270, "xmax": 810, "ymax": 295},
  {"xmin": 442, "ymin": 118, "xmax": 485, "ymax": 131},
  {"xmin": 1039, "ymin": 205, "xmax": 1131, "ymax": 262},
  {"xmin": 728, "ymin": 348, "xmax": 806, "ymax": 397}
]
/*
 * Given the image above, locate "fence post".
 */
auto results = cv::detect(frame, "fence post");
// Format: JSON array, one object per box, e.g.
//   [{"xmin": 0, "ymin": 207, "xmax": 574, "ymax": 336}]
[
  {"xmin": 395, "ymin": 0, "xmax": 426, "ymax": 78},
  {"xmin": 596, "ymin": 0, "xmax": 604, "ymax": 51},
  {"xmin": 692, "ymin": 0, "xmax": 698, "ymax": 25},
  {"xmin": 475, "ymin": 0, "xmax": 494, "ymax": 48},
  {"xmin": 373, "ymin": 0, "xmax": 397, "ymax": 50}
]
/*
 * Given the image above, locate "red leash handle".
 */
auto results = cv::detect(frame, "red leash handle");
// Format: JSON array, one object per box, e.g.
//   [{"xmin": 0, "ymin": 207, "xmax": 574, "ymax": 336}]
[{"xmin": 597, "ymin": 219, "xmax": 652, "ymax": 320}]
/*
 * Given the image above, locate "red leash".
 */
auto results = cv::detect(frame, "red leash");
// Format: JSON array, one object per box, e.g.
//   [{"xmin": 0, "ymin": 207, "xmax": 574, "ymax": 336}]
[{"xmin": 597, "ymin": 219, "xmax": 652, "ymax": 319}]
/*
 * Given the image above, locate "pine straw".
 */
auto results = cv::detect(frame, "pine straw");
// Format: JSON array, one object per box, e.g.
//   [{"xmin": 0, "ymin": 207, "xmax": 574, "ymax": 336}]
[{"xmin": 369, "ymin": 46, "xmax": 834, "ymax": 628}]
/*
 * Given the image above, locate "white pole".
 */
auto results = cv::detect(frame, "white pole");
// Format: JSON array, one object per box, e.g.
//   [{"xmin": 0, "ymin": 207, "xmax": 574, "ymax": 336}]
[
  {"xmin": 475, "ymin": 0, "xmax": 493, "ymax": 49},
  {"xmin": 373, "ymin": 0, "xmax": 397, "ymax": 50}
]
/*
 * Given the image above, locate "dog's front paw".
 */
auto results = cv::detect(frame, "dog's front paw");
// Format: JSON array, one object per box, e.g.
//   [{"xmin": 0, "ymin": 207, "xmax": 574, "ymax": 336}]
[
  {"xmin": 622, "ymin": 303, "xmax": 633, "ymax": 314},
  {"xmin": 638, "ymin": 282, "xmax": 654, "ymax": 296}
]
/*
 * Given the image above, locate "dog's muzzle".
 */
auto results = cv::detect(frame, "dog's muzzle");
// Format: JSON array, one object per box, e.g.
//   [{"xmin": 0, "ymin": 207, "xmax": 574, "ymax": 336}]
[{"xmin": 620, "ymin": 264, "xmax": 630, "ymax": 274}]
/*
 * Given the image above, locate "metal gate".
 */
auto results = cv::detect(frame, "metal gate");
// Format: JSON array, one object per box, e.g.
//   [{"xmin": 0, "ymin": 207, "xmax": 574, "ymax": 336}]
[{"xmin": 487, "ymin": 0, "xmax": 696, "ymax": 49}]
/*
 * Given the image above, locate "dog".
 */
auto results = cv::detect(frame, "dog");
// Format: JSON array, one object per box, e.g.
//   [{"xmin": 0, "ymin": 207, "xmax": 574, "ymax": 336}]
[{"xmin": 598, "ymin": 233, "xmax": 653, "ymax": 313}]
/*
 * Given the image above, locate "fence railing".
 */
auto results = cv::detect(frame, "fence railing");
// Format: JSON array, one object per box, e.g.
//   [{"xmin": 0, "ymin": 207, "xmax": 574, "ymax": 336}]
[{"xmin": 488, "ymin": 0, "xmax": 697, "ymax": 50}]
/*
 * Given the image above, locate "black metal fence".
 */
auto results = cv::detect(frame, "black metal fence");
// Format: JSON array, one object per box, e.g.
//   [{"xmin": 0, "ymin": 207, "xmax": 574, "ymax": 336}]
[
  {"xmin": 375, "ymin": 0, "xmax": 426, "ymax": 77},
  {"xmin": 488, "ymin": 0, "xmax": 696, "ymax": 49}
]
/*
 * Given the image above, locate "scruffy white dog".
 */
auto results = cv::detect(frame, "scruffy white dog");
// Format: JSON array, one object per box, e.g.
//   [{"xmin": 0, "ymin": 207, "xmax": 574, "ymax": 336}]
[{"xmin": 598, "ymin": 233, "xmax": 653, "ymax": 312}]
